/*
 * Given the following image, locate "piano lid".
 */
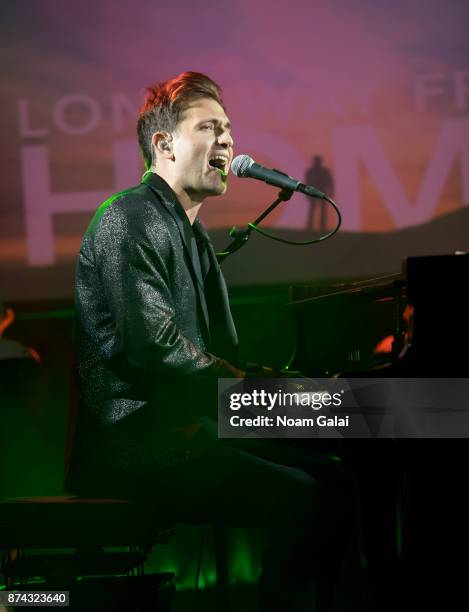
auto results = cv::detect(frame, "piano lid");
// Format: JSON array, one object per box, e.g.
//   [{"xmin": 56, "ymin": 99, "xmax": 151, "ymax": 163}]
[{"xmin": 288, "ymin": 272, "xmax": 403, "ymax": 307}]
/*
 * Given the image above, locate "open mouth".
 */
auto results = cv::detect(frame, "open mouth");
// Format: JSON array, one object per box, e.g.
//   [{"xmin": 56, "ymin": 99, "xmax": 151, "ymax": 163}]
[{"xmin": 208, "ymin": 155, "xmax": 229, "ymax": 177}]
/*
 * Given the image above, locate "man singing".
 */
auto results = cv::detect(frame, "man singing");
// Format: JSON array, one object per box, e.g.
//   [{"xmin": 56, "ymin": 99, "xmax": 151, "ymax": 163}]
[{"xmin": 66, "ymin": 71, "xmax": 355, "ymax": 612}]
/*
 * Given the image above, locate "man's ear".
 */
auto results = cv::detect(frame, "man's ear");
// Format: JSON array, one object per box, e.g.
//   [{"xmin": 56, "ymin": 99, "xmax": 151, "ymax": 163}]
[{"xmin": 152, "ymin": 132, "xmax": 173, "ymax": 157}]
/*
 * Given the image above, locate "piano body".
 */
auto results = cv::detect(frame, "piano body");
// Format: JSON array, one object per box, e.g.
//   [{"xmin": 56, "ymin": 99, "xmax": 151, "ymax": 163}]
[
  {"xmin": 287, "ymin": 253, "xmax": 469, "ymax": 609},
  {"xmin": 288, "ymin": 253, "xmax": 469, "ymax": 378}
]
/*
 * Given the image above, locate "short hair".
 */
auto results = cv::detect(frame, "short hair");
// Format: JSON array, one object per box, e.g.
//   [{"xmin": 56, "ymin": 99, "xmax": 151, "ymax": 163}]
[{"xmin": 137, "ymin": 71, "xmax": 225, "ymax": 169}]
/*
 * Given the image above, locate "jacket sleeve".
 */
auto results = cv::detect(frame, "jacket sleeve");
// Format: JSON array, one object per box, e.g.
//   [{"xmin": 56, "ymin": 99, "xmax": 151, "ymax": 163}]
[{"xmin": 91, "ymin": 199, "xmax": 243, "ymax": 390}]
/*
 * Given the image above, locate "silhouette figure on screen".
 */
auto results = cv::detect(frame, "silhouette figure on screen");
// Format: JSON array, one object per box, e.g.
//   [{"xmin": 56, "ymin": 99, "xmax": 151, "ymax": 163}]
[{"xmin": 305, "ymin": 155, "xmax": 334, "ymax": 231}]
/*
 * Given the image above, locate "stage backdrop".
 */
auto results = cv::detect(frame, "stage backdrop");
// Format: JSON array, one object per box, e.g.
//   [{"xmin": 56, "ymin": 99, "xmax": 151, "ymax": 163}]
[{"xmin": 1, "ymin": 0, "xmax": 469, "ymax": 300}]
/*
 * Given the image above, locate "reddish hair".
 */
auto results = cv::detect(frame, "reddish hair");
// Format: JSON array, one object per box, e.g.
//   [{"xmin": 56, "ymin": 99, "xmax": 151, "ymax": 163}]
[{"xmin": 137, "ymin": 71, "xmax": 225, "ymax": 169}]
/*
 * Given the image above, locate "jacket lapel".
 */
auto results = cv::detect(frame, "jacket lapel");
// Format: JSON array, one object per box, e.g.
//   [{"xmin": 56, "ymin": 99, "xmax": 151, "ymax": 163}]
[
  {"xmin": 141, "ymin": 173, "xmax": 211, "ymax": 344},
  {"xmin": 193, "ymin": 219, "xmax": 239, "ymax": 364}
]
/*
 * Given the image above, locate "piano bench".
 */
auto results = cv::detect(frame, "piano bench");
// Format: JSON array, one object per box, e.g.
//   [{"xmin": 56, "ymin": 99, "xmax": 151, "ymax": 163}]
[{"xmin": 0, "ymin": 495, "xmax": 175, "ymax": 599}]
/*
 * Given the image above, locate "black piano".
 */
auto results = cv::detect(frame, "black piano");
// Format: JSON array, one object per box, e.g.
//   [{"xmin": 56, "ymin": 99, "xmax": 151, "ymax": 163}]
[
  {"xmin": 287, "ymin": 253, "xmax": 469, "ymax": 610},
  {"xmin": 288, "ymin": 253, "xmax": 469, "ymax": 377}
]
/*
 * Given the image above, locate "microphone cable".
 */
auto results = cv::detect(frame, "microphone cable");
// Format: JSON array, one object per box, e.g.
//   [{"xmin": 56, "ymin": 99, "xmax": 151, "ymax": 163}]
[{"xmin": 246, "ymin": 194, "xmax": 342, "ymax": 246}]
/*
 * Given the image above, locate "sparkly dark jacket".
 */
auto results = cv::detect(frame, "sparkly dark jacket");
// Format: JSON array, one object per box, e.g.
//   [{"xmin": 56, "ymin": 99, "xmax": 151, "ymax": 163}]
[{"xmin": 66, "ymin": 172, "xmax": 239, "ymax": 492}]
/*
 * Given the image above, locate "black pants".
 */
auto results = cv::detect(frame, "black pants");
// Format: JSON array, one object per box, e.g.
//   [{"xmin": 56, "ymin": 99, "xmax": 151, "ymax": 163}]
[
  {"xmin": 139, "ymin": 420, "xmax": 358, "ymax": 612},
  {"xmin": 71, "ymin": 417, "xmax": 358, "ymax": 611}
]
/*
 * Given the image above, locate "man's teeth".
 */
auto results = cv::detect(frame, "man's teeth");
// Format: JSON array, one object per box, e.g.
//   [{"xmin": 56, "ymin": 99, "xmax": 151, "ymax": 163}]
[{"xmin": 209, "ymin": 155, "xmax": 228, "ymax": 169}]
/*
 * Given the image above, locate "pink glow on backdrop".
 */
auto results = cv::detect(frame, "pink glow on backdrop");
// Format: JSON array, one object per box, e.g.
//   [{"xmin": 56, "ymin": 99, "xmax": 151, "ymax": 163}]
[{"xmin": 1, "ymin": 0, "xmax": 468, "ymax": 273}]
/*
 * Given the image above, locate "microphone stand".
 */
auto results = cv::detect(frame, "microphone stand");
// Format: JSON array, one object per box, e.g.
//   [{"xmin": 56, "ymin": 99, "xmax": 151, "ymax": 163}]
[{"xmin": 216, "ymin": 187, "xmax": 294, "ymax": 263}]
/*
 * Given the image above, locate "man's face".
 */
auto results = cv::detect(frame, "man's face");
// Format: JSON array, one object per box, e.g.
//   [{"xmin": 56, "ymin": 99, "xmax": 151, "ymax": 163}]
[{"xmin": 170, "ymin": 97, "xmax": 233, "ymax": 199}]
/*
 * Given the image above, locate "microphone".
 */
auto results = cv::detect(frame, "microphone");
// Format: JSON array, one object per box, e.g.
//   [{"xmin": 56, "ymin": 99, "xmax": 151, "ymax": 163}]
[{"xmin": 231, "ymin": 154, "xmax": 327, "ymax": 199}]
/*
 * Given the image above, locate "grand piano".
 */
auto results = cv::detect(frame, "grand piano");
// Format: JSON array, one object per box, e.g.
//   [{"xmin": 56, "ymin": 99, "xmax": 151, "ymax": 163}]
[
  {"xmin": 288, "ymin": 253, "xmax": 469, "ymax": 378},
  {"xmin": 287, "ymin": 253, "xmax": 469, "ymax": 610}
]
